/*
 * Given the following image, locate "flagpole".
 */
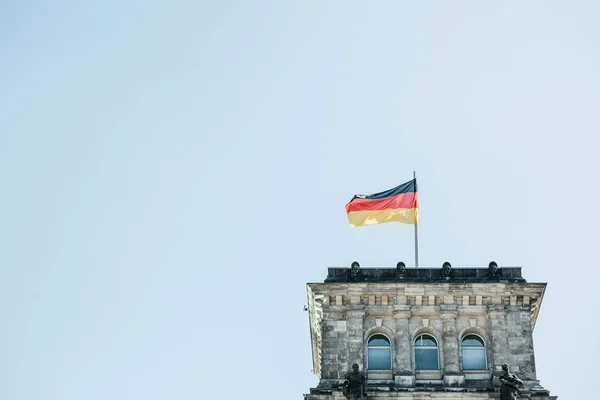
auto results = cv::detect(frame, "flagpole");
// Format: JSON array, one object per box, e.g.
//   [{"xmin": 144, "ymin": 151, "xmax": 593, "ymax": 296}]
[{"xmin": 414, "ymin": 171, "xmax": 420, "ymax": 268}]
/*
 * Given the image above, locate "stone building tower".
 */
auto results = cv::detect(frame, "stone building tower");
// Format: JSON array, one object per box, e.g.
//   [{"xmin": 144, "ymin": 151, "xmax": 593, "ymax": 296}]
[{"xmin": 305, "ymin": 262, "xmax": 556, "ymax": 399}]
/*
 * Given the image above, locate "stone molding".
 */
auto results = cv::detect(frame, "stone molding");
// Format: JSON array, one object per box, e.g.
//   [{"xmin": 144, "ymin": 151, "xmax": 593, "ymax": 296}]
[{"xmin": 308, "ymin": 281, "xmax": 545, "ymax": 328}]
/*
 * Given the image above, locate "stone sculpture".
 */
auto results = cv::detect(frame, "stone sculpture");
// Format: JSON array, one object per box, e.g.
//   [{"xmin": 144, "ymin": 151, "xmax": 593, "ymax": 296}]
[
  {"xmin": 489, "ymin": 261, "xmax": 501, "ymax": 277},
  {"xmin": 342, "ymin": 364, "xmax": 365, "ymax": 399},
  {"xmin": 499, "ymin": 363, "xmax": 523, "ymax": 400},
  {"xmin": 350, "ymin": 261, "xmax": 360, "ymax": 281},
  {"xmin": 396, "ymin": 261, "xmax": 406, "ymax": 279},
  {"xmin": 441, "ymin": 261, "xmax": 452, "ymax": 279}
]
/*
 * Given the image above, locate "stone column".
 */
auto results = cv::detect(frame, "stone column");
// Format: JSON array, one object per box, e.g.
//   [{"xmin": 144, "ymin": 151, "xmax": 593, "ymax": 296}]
[
  {"xmin": 345, "ymin": 309, "xmax": 365, "ymax": 372},
  {"xmin": 393, "ymin": 305, "xmax": 414, "ymax": 387},
  {"xmin": 440, "ymin": 304, "xmax": 464, "ymax": 386}
]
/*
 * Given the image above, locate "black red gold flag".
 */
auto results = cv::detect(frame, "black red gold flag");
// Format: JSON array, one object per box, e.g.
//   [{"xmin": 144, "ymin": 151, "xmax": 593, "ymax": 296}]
[{"xmin": 345, "ymin": 179, "xmax": 419, "ymax": 227}]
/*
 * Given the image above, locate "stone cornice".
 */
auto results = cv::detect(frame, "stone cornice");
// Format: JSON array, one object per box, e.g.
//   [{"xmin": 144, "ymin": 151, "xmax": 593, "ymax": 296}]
[
  {"xmin": 307, "ymin": 282, "xmax": 546, "ymax": 326},
  {"xmin": 307, "ymin": 281, "xmax": 546, "ymax": 295}
]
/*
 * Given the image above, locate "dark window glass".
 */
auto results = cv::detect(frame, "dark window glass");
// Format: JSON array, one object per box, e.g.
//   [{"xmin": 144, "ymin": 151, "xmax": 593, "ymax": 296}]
[
  {"xmin": 367, "ymin": 334, "xmax": 391, "ymax": 370},
  {"xmin": 462, "ymin": 335, "xmax": 484, "ymax": 347},
  {"xmin": 462, "ymin": 348, "xmax": 486, "ymax": 369},
  {"xmin": 367, "ymin": 348, "xmax": 392, "ymax": 369},
  {"xmin": 415, "ymin": 348, "xmax": 439, "ymax": 370},
  {"xmin": 461, "ymin": 335, "xmax": 486, "ymax": 370},
  {"xmin": 414, "ymin": 335, "xmax": 439, "ymax": 370},
  {"xmin": 368, "ymin": 335, "xmax": 390, "ymax": 347},
  {"xmin": 414, "ymin": 335, "xmax": 437, "ymax": 347}
]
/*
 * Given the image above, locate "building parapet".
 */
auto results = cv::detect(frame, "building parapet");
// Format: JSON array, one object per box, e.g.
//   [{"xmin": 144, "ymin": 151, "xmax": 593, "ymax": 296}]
[{"xmin": 323, "ymin": 265, "xmax": 525, "ymax": 284}]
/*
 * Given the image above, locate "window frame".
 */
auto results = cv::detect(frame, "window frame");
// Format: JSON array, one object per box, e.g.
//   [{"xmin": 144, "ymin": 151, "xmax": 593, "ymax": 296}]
[
  {"xmin": 460, "ymin": 333, "xmax": 488, "ymax": 371},
  {"xmin": 366, "ymin": 333, "xmax": 392, "ymax": 370},
  {"xmin": 414, "ymin": 334, "xmax": 440, "ymax": 370}
]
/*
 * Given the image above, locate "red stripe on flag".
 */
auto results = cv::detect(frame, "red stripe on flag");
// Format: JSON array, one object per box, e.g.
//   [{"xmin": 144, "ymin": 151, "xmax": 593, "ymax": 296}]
[{"xmin": 345, "ymin": 192, "xmax": 418, "ymax": 213}]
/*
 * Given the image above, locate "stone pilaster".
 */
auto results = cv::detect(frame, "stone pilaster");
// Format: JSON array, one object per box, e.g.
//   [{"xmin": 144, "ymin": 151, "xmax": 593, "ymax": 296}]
[
  {"xmin": 440, "ymin": 304, "xmax": 464, "ymax": 386},
  {"xmin": 488, "ymin": 305, "xmax": 509, "ymax": 379},
  {"xmin": 393, "ymin": 305, "xmax": 414, "ymax": 387},
  {"xmin": 320, "ymin": 309, "xmax": 347, "ymax": 382},
  {"xmin": 507, "ymin": 305, "xmax": 537, "ymax": 381},
  {"xmin": 345, "ymin": 308, "xmax": 365, "ymax": 371}
]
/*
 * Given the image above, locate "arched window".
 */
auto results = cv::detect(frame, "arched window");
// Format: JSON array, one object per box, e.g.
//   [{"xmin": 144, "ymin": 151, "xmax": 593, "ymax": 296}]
[
  {"xmin": 414, "ymin": 334, "xmax": 439, "ymax": 370},
  {"xmin": 367, "ymin": 334, "xmax": 391, "ymax": 369},
  {"xmin": 461, "ymin": 334, "xmax": 487, "ymax": 370}
]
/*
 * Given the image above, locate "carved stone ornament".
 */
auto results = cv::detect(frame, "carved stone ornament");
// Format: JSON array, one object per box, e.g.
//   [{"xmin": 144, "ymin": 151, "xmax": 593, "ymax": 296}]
[
  {"xmin": 396, "ymin": 261, "xmax": 406, "ymax": 279},
  {"xmin": 441, "ymin": 261, "xmax": 452, "ymax": 279},
  {"xmin": 350, "ymin": 261, "xmax": 360, "ymax": 281},
  {"xmin": 488, "ymin": 261, "xmax": 501, "ymax": 277},
  {"xmin": 499, "ymin": 363, "xmax": 523, "ymax": 400},
  {"xmin": 342, "ymin": 363, "xmax": 366, "ymax": 399}
]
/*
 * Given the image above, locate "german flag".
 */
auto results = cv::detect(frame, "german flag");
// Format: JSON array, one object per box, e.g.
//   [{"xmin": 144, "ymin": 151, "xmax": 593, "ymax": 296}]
[{"xmin": 345, "ymin": 179, "xmax": 419, "ymax": 227}]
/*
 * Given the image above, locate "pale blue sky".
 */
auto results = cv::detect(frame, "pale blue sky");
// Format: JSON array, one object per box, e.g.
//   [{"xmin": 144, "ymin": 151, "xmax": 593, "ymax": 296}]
[{"xmin": 1, "ymin": 1, "xmax": 599, "ymax": 398}]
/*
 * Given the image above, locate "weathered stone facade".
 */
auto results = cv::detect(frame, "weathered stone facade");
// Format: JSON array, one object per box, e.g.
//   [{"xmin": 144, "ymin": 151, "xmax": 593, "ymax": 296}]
[{"xmin": 305, "ymin": 265, "xmax": 556, "ymax": 399}]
